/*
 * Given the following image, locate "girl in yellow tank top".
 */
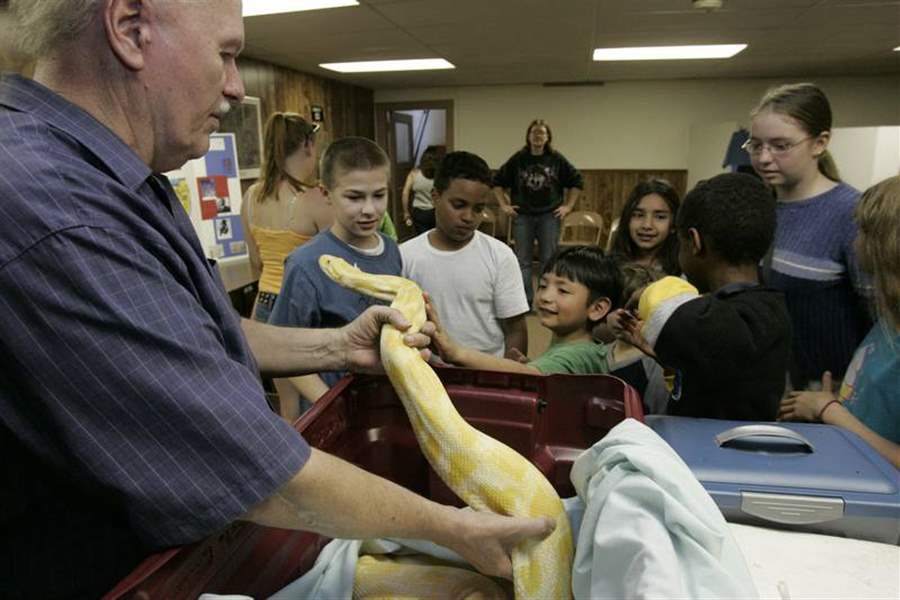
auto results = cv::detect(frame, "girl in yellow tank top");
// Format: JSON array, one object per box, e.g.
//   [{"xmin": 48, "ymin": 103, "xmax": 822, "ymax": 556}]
[{"xmin": 240, "ymin": 112, "xmax": 331, "ymax": 323}]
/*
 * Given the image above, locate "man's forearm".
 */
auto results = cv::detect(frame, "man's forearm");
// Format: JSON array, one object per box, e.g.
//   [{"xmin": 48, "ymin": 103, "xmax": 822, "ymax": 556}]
[
  {"xmin": 243, "ymin": 448, "xmax": 460, "ymax": 543},
  {"xmin": 242, "ymin": 318, "xmax": 345, "ymax": 377}
]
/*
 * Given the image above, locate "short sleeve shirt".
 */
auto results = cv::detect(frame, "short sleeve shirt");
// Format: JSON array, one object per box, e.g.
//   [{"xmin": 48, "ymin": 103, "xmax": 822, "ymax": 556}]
[
  {"xmin": 0, "ymin": 74, "xmax": 310, "ymax": 595},
  {"xmin": 530, "ymin": 341, "xmax": 611, "ymax": 374},
  {"xmin": 270, "ymin": 230, "xmax": 402, "ymax": 386},
  {"xmin": 401, "ymin": 230, "xmax": 528, "ymax": 357},
  {"xmin": 840, "ymin": 324, "xmax": 900, "ymax": 443}
]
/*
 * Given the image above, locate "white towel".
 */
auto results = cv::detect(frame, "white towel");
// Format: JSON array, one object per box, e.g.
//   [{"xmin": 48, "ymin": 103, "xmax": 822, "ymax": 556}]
[
  {"xmin": 271, "ymin": 418, "xmax": 759, "ymax": 599},
  {"xmin": 569, "ymin": 417, "xmax": 758, "ymax": 599}
]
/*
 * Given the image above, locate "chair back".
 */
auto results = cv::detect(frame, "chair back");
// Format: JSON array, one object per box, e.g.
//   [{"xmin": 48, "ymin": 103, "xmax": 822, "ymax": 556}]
[
  {"xmin": 559, "ymin": 210, "xmax": 604, "ymax": 246},
  {"xmin": 478, "ymin": 207, "xmax": 498, "ymax": 237},
  {"xmin": 605, "ymin": 217, "xmax": 620, "ymax": 252}
]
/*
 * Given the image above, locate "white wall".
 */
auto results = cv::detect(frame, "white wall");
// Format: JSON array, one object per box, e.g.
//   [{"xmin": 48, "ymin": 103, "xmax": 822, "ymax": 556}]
[
  {"xmin": 375, "ymin": 75, "xmax": 900, "ymax": 177},
  {"xmin": 829, "ymin": 126, "xmax": 900, "ymax": 191},
  {"xmin": 687, "ymin": 121, "xmax": 739, "ymax": 189},
  {"xmin": 396, "ymin": 109, "xmax": 447, "ymax": 165}
]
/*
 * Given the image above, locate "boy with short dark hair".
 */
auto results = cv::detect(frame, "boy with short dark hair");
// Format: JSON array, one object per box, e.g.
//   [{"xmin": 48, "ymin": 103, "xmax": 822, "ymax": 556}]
[
  {"xmin": 620, "ymin": 173, "xmax": 792, "ymax": 420},
  {"xmin": 430, "ymin": 245, "xmax": 622, "ymax": 375},
  {"xmin": 270, "ymin": 137, "xmax": 402, "ymax": 417},
  {"xmin": 401, "ymin": 151, "xmax": 529, "ymax": 359}
]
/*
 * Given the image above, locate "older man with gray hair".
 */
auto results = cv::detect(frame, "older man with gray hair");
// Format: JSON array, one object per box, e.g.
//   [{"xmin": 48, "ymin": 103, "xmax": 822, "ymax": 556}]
[{"xmin": 0, "ymin": 1, "xmax": 553, "ymax": 597}]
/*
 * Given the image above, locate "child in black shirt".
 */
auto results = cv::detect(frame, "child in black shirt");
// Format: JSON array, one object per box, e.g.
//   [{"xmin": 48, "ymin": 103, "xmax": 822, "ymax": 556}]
[{"xmin": 618, "ymin": 173, "xmax": 792, "ymax": 420}]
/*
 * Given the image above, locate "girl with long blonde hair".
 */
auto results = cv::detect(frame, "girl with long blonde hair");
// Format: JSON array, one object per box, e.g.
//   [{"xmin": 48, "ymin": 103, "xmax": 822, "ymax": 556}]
[{"xmin": 780, "ymin": 176, "xmax": 900, "ymax": 468}]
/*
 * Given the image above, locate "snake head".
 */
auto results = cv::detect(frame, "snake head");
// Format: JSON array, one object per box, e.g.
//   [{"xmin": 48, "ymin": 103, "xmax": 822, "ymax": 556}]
[{"xmin": 319, "ymin": 254, "xmax": 354, "ymax": 283}]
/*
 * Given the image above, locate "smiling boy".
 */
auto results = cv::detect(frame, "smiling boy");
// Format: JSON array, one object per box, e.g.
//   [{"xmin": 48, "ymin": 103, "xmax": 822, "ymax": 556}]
[
  {"xmin": 270, "ymin": 137, "xmax": 402, "ymax": 404},
  {"xmin": 401, "ymin": 151, "xmax": 529, "ymax": 358},
  {"xmin": 430, "ymin": 245, "xmax": 622, "ymax": 375}
]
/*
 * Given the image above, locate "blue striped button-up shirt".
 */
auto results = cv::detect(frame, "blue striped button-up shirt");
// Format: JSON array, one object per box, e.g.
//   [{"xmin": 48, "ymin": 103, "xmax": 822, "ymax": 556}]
[{"xmin": 0, "ymin": 74, "xmax": 310, "ymax": 597}]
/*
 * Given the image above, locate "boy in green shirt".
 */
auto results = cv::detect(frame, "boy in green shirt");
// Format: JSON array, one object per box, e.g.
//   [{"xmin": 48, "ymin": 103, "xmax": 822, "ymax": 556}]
[{"xmin": 429, "ymin": 245, "xmax": 622, "ymax": 374}]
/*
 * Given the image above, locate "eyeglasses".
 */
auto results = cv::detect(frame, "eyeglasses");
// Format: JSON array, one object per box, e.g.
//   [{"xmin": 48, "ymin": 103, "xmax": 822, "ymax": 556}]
[{"xmin": 741, "ymin": 136, "xmax": 813, "ymax": 157}]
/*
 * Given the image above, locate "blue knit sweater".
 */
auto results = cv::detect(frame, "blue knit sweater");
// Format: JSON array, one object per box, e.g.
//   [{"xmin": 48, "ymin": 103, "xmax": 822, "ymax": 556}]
[{"xmin": 767, "ymin": 182, "xmax": 873, "ymax": 386}]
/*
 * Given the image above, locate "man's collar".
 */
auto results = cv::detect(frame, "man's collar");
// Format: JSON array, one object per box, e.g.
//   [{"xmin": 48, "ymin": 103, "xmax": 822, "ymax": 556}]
[{"xmin": 0, "ymin": 74, "xmax": 152, "ymax": 190}]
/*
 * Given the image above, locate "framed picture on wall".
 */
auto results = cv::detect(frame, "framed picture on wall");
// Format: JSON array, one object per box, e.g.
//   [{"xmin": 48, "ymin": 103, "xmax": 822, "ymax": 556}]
[{"xmin": 217, "ymin": 95, "xmax": 263, "ymax": 179}]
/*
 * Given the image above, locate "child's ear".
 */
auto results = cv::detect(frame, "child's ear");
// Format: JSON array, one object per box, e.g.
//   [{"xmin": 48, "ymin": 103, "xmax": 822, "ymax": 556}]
[
  {"xmin": 431, "ymin": 188, "xmax": 440, "ymax": 203},
  {"xmin": 811, "ymin": 130, "xmax": 831, "ymax": 158},
  {"xmin": 587, "ymin": 296, "xmax": 612, "ymax": 323},
  {"xmin": 688, "ymin": 227, "xmax": 703, "ymax": 255},
  {"xmin": 320, "ymin": 185, "xmax": 331, "ymax": 204}
]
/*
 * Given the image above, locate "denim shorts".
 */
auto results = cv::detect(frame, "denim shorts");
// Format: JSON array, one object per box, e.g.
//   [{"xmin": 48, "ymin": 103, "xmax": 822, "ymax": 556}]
[{"xmin": 254, "ymin": 291, "xmax": 278, "ymax": 323}]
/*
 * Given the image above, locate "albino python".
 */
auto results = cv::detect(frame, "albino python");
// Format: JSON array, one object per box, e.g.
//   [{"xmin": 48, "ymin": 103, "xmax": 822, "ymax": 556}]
[{"xmin": 319, "ymin": 255, "xmax": 574, "ymax": 599}]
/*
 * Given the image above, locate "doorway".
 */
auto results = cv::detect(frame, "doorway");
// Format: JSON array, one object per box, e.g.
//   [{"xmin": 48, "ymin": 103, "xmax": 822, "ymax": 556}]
[{"xmin": 375, "ymin": 100, "xmax": 454, "ymax": 241}]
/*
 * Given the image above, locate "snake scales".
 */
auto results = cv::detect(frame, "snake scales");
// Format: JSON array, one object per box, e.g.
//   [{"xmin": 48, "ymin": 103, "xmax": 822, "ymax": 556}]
[{"xmin": 319, "ymin": 255, "xmax": 573, "ymax": 599}]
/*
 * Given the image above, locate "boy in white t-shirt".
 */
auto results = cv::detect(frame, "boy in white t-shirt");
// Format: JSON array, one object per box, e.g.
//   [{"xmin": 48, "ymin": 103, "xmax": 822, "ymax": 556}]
[{"xmin": 401, "ymin": 151, "xmax": 529, "ymax": 358}]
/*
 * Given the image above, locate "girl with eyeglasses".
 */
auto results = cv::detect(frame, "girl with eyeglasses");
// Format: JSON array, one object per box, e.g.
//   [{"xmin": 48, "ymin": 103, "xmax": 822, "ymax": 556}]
[{"xmin": 748, "ymin": 83, "xmax": 873, "ymax": 391}]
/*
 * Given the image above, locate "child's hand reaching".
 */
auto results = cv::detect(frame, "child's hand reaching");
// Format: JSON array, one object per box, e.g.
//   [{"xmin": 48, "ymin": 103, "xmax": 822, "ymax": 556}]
[
  {"xmin": 606, "ymin": 309, "xmax": 629, "ymax": 338},
  {"xmin": 505, "ymin": 347, "xmax": 529, "ymax": 363},
  {"xmin": 423, "ymin": 293, "xmax": 462, "ymax": 364},
  {"xmin": 608, "ymin": 284, "xmax": 648, "ymax": 337},
  {"xmin": 615, "ymin": 310, "xmax": 657, "ymax": 359},
  {"xmin": 779, "ymin": 371, "xmax": 840, "ymax": 422}
]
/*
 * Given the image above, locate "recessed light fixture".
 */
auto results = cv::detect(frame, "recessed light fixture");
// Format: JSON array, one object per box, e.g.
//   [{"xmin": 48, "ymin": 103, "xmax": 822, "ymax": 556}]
[
  {"xmin": 592, "ymin": 44, "xmax": 747, "ymax": 61},
  {"xmin": 243, "ymin": 0, "xmax": 358, "ymax": 17},
  {"xmin": 319, "ymin": 59, "xmax": 455, "ymax": 73}
]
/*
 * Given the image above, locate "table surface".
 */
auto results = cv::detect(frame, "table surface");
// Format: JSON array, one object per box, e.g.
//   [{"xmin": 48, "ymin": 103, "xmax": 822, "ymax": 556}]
[{"xmin": 730, "ymin": 523, "xmax": 900, "ymax": 599}]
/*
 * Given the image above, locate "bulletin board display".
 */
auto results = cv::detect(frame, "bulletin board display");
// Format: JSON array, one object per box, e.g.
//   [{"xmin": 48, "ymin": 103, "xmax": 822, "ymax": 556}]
[{"xmin": 165, "ymin": 133, "xmax": 247, "ymax": 260}]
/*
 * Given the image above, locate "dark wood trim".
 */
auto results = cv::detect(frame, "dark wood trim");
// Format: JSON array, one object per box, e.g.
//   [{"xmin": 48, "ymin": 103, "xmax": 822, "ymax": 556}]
[
  {"xmin": 374, "ymin": 100, "xmax": 454, "ymax": 239},
  {"xmin": 374, "ymin": 100, "xmax": 455, "ymax": 156}
]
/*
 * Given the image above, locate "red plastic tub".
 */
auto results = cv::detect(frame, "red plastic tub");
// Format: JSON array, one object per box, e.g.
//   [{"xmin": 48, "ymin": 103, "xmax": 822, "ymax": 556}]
[{"xmin": 104, "ymin": 369, "xmax": 643, "ymax": 599}]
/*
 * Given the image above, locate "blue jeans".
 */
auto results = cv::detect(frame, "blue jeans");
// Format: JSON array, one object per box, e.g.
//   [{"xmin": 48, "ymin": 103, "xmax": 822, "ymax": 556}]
[
  {"xmin": 253, "ymin": 291, "xmax": 277, "ymax": 322},
  {"xmin": 514, "ymin": 212, "xmax": 561, "ymax": 306},
  {"xmin": 411, "ymin": 207, "xmax": 436, "ymax": 236}
]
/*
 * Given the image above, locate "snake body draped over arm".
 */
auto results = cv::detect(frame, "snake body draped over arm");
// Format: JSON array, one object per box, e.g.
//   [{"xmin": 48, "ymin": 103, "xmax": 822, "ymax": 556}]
[{"xmin": 319, "ymin": 255, "xmax": 573, "ymax": 599}]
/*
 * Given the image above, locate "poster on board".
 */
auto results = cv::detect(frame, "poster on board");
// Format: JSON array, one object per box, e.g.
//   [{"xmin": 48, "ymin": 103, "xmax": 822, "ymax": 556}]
[{"xmin": 164, "ymin": 132, "xmax": 247, "ymax": 259}]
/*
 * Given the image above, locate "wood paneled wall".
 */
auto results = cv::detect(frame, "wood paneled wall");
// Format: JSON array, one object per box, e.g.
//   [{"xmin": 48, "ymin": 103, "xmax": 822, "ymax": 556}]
[
  {"xmin": 0, "ymin": 51, "xmax": 374, "ymax": 155},
  {"xmin": 238, "ymin": 56, "xmax": 374, "ymax": 147},
  {"xmin": 483, "ymin": 169, "xmax": 687, "ymax": 243},
  {"xmin": 580, "ymin": 169, "xmax": 687, "ymax": 237}
]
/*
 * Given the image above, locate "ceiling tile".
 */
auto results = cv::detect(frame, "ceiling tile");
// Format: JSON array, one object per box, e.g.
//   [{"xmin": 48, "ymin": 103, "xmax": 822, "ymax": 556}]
[{"xmin": 241, "ymin": 0, "xmax": 900, "ymax": 89}]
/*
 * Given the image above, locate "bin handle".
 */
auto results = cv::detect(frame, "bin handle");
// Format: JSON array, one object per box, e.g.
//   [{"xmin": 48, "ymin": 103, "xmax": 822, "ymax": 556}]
[{"xmin": 715, "ymin": 424, "xmax": 815, "ymax": 452}]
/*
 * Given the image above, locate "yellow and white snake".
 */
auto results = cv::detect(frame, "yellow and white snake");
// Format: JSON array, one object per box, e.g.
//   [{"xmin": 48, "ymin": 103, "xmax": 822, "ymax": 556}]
[{"xmin": 319, "ymin": 255, "xmax": 573, "ymax": 599}]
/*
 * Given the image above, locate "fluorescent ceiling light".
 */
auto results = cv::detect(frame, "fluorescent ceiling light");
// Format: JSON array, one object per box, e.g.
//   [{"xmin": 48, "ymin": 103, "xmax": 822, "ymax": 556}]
[
  {"xmin": 319, "ymin": 59, "xmax": 455, "ymax": 73},
  {"xmin": 593, "ymin": 44, "xmax": 747, "ymax": 61},
  {"xmin": 894, "ymin": 46, "xmax": 900, "ymax": 51},
  {"xmin": 243, "ymin": 0, "xmax": 358, "ymax": 17}
]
